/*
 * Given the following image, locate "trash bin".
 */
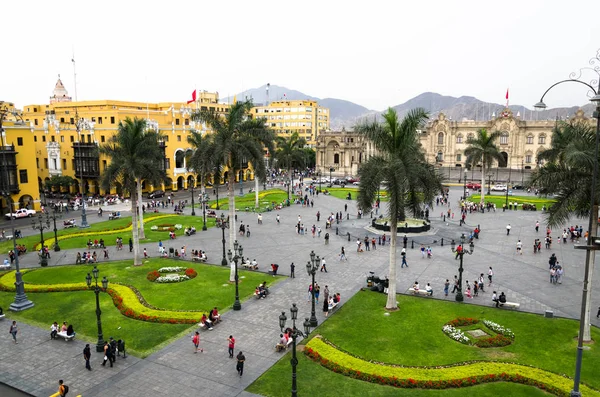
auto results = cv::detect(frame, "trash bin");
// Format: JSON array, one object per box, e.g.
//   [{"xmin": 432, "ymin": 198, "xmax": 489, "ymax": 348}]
[{"xmin": 544, "ymin": 310, "xmax": 554, "ymax": 319}]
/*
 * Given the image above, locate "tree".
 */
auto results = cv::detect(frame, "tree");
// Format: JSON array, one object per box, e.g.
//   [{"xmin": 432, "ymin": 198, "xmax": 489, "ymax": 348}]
[
  {"xmin": 302, "ymin": 147, "xmax": 316, "ymax": 169},
  {"xmin": 354, "ymin": 108, "xmax": 441, "ymax": 310},
  {"xmin": 531, "ymin": 119, "xmax": 597, "ymax": 341},
  {"xmin": 191, "ymin": 100, "xmax": 273, "ymax": 279},
  {"xmin": 187, "ymin": 129, "xmax": 216, "ymax": 206},
  {"xmin": 99, "ymin": 117, "xmax": 165, "ymax": 266},
  {"xmin": 274, "ymin": 132, "xmax": 307, "ymax": 200},
  {"xmin": 247, "ymin": 124, "xmax": 274, "ymax": 209},
  {"xmin": 464, "ymin": 129, "xmax": 504, "ymax": 203}
]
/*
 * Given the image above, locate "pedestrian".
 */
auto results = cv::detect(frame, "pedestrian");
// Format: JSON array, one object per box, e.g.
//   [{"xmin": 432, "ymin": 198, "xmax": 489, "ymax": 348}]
[
  {"xmin": 371, "ymin": 237, "xmax": 376, "ymax": 250},
  {"xmin": 276, "ymin": 214, "xmax": 280, "ymax": 224},
  {"xmin": 9, "ymin": 320, "xmax": 18, "ymax": 343},
  {"xmin": 535, "ymin": 221, "xmax": 540, "ymax": 232},
  {"xmin": 597, "ymin": 306, "xmax": 600, "ymax": 319},
  {"xmin": 516, "ymin": 240, "xmax": 522, "ymax": 255},
  {"xmin": 290, "ymin": 262, "xmax": 295, "ymax": 278},
  {"xmin": 444, "ymin": 279, "xmax": 450, "ymax": 296},
  {"xmin": 315, "ymin": 283, "xmax": 320, "ymax": 304},
  {"xmin": 143, "ymin": 248, "xmax": 148, "ymax": 258},
  {"xmin": 451, "ymin": 275, "xmax": 459, "ymax": 293},
  {"xmin": 129, "ymin": 238, "xmax": 133, "ymax": 252},
  {"xmin": 236, "ymin": 351, "xmax": 246, "ymax": 377},
  {"xmin": 364, "ymin": 236, "xmax": 370, "ymax": 251},
  {"xmin": 102, "ymin": 341, "xmax": 114, "ymax": 367},
  {"xmin": 344, "ymin": 203, "xmax": 348, "ymax": 212},
  {"xmin": 320, "ymin": 257, "xmax": 328, "ymax": 272},
  {"xmin": 478, "ymin": 274, "xmax": 485, "ymax": 292},
  {"xmin": 316, "ymin": 211, "xmax": 320, "ymax": 221},
  {"xmin": 488, "ymin": 267, "xmax": 493, "ymax": 286},
  {"xmin": 192, "ymin": 331, "xmax": 202, "ymax": 353},
  {"xmin": 506, "ymin": 224, "xmax": 511, "ymax": 235},
  {"xmin": 401, "ymin": 248, "xmax": 408, "ymax": 268},
  {"xmin": 420, "ymin": 244, "xmax": 425, "ymax": 258},
  {"xmin": 57, "ymin": 380, "xmax": 68, "ymax": 397},
  {"xmin": 83, "ymin": 343, "xmax": 92, "ymax": 371},
  {"xmin": 228, "ymin": 335, "xmax": 235, "ymax": 358}
]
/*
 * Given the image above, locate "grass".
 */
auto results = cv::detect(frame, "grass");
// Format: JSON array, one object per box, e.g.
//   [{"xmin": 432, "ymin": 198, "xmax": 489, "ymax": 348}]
[
  {"xmin": 207, "ymin": 189, "xmax": 289, "ymax": 211},
  {"xmin": 325, "ymin": 187, "xmax": 388, "ymax": 202},
  {"xmin": 469, "ymin": 194, "xmax": 555, "ymax": 209},
  {"xmin": 1, "ymin": 259, "xmax": 280, "ymax": 356},
  {"xmin": 248, "ymin": 290, "xmax": 600, "ymax": 396}
]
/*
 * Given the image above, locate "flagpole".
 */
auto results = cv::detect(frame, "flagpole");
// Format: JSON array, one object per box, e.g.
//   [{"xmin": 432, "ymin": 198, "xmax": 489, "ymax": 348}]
[{"xmin": 71, "ymin": 52, "xmax": 78, "ymax": 102}]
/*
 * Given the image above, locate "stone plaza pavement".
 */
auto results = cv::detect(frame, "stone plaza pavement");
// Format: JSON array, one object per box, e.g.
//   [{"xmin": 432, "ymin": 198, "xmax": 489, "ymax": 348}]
[{"xmin": 1, "ymin": 184, "xmax": 599, "ymax": 396}]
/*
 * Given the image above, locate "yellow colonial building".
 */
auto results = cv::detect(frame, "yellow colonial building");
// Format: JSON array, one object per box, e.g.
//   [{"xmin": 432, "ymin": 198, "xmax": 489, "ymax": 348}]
[{"xmin": 253, "ymin": 100, "xmax": 329, "ymax": 146}]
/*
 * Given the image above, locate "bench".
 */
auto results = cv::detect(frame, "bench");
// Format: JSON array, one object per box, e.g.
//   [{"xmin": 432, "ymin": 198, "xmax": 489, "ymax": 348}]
[
  {"xmin": 408, "ymin": 288, "xmax": 430, "ymax": 296},
  {"xmin": 0, "ymin": 264, "xmax": 11, "ymax": 270},
  {"xmin": 198, "ymin": 321, "xmax": 213, "ymax": 330},
  {"xmin": 328, "ymin": 301, "xmax": 339, "ymax": 312},
  {"xmin": 0, "ymin": 314, "xmax": 5, "ymax": 320},
  {"xmin": 497, "ymin": 301, "xmax": 520, "ymax": 310},
  {"xmin": 192, "ymin": 256, "xmax": 207, "ymax": 262},
  {"xmin": 242, "ymin": 262, "xmax": 258, "ymax": 270},
  {"xmin": 56, "ymin": 331, "xmax": 75, "ymax": 341}
]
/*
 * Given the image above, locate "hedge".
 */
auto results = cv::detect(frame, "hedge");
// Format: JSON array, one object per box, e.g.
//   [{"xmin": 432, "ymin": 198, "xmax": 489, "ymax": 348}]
[{"xmin": 304, "ymin": 337, "xmax": 600, "ymax": 396}]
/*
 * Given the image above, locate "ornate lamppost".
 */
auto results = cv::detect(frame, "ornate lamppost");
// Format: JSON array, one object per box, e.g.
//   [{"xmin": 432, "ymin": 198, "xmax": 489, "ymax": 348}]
[
  {"xmin": 450, "ymin": 235, "xmax": 474, "ymax": 302},
  {"xmin": 278, "ymin": 304, "xmax": 312, "ymax": 397},
  {"xmin": 202, "ymin": 195, "xmax": 208, "ymax": 231},
  {"xmin": 463, "ymin": 174, "xmax": 467, "ymax": 201},
  {"xmin": 50, "ymin": 207, "xmax": 61, "ymax": 251},
  {"xmin": 227, "ymin": 240, "xmax": 243, "ymax": 311},
  {"xmin": 487, "ymin": 173, "xmax": 493, "ymax": 195},
  {"xmin": 190, "ymin": 176, "xmax": 196, "ymax": 216},
  {"xmin": 218, "ymin": 213, "xmax": 228, "ymax": 266},
  {"xmin": 534, "ymin": 49, "xmax": 600, "ymax": 397},
  {"xmin": 32, "ymin": 212, "xmax": 51, "ymax": 267},
  {"xmin": 85, "ymin": 266, "xmax": 108, "ymax": 352},
  {"xmin": 318, "ymin": 171, "xmax": 322, "ymax": 193},
  {"xmin": 306, "ymin": 250, "xmax": 320, "ymax": 327}
]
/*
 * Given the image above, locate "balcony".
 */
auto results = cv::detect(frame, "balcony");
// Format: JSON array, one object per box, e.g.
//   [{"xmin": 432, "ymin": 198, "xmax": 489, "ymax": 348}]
[
  {"xmin": 0, "ymin": 145, "xmax": 19, "ymax": 194},
  {"xmin": 73, "ymin": 143, "xmax": 100, "ymax": 179}
]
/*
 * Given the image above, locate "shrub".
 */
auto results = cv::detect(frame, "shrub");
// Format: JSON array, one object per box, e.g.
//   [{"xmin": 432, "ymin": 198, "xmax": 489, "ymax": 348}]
[
  {"xmin": 474, "ymin": 334, "xmax": 513, "ymax": 348},
  {"xmin": 185, "ymin": 268, "xmax": 198, "ymax": 279},
  {"xmin": 447, "ymin": 317, "xmax": 479, "ymax": 327},
  {"xmin": 147, "ymin": 271, "xmax": 160, "ymax": 282}
]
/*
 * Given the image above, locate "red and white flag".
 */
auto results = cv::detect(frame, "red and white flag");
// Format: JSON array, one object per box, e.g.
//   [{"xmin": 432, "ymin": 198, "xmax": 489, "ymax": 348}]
[
  {"xmin": 505, "ymin": 88, "xmax": 509, "ymax": 107},
  {"xmin": 187, "ymin": 89, "xmax": 197, "ymax": 104}
]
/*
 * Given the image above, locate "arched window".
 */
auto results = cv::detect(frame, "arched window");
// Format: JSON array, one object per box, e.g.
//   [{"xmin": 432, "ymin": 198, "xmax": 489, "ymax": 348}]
[
  {"xmin": 334, "ymin": 153, "xmax": 340, "ymax": 164},
  {"xmin": 538, "ymin": 134, "xmax": 546, "ymax": 144},
  {"xmin": 175, "ymin": 150, "xmax": 185, "ymax": 168},
  {"xmin": 456, "ymin": 134, "xmax": 463, "ymax": 144},
  {"xmin": 437, "ymin": 132, "xmax": 444, "ymax": 145},
  {"xmin": 467, "ymin": 133, "xmax": 474, "ymax": 141},
  {"xmin": 526, "ymin": 134, "xmax": 533, "ymax": 144},
  {"xmin": 500, "ymin": 132, "xmax": 509, "ymax": 145},
  {"xmin": 436, "ymin": 151, "xmax": 443, "ymax": 162}
]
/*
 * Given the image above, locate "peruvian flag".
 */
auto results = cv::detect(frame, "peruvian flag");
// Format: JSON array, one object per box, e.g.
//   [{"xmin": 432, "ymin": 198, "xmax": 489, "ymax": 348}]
[
  {"xmin": 187, "ymin": 89, "xmax": 197, "ymax": 104},
  {"xmin": 505, "ymin": 88, "xmax": 509, "ymax": 107}
]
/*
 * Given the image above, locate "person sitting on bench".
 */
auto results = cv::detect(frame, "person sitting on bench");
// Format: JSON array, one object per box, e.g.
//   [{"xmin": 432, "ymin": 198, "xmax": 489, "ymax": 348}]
[
  {"xmin": 251, "ymin": 259, "xmax": 258, "ymax": 269},
  {"xmin": 209, "ymin": 307, "xmax": 220, "ymax": 324},
  {"xmin": 201, "ymin": 313, "xmax": 213, "ymax": 330},
  {"xmin": 276, "ymin": 333, "xmax": 288, "ymax": 352},
  {"xmin": 492, "ymin": 291, "xmax": 499, "ymax": 307},
  {"xmin": 256, "ymin": 285, "xmax": 267, "ymax": 299},
  {"xmin": 66, "ymin": 324, "xmax": 75, "ymax": 337},
  {"xmin": 498, "ymin": 292, "xmax": 507, "ymax": 306},
  {"xmin": 50, "ymin": 322, "xmax": 58, "ymax": 339},
  {"xmin": 260, "ymin": 281, "xmax": 270, "ymax": 296}
]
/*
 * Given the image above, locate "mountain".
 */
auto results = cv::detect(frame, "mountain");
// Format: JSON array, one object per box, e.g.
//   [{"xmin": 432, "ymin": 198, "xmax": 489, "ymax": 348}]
[{"xmin": 222, "ymin": 84, "xmax": 372, "ymax": 129}]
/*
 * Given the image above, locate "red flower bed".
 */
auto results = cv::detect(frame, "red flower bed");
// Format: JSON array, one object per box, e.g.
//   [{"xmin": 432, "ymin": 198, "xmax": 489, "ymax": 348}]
[
  {"xmin": 185, "ymin": 268, "xmax": 198, "ymax": 279},
  {"xmin": 446, "ymin": 317, "xmax": 479, "ymax": 327},
  {"xmin": 474, "ymin": 334, "xmax": 513, "ymax": 348},
  {"xmin": 147, "ymin": 270, "xmax": 160, "ymax": 282}
]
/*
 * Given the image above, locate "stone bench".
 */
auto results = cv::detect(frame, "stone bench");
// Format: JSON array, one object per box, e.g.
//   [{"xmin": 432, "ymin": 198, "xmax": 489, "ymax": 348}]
[
  {"xmin": 56, "ymin": 331, "xmax": 75, "ymax": 341},
  {"xmin": 241, "ymin": 262, "xmax": 258, "ymax": 270},
  {"xmin": 0, "ymin": 264, "xmax": 11, "ymax": 270},
  {"xmin": 192, "ymin": 256, "xmax": 207, "ymax": 263},
  {"xmin": 498, "ymin": 301, "xmax": 520, "ymax": 310},
  {"xmin": 198, "ymin": 320, "xmax": 214, "ymax": 330},
  {"xmin": 328, "ymin": 301, "xmax": 339, "ymax": 312},
  {"xmin": 408, "ymin": 288, "xmax": 430, "ymax": 296},
  {"xmin": 0, "ymin": 314, "xmax": 5, "ymax": 320}
]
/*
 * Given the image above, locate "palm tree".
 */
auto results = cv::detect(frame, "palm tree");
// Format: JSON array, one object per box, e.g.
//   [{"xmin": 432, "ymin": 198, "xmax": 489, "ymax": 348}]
[
  {"xmin": 464, "ymin": 129, "xmax": 504, "ymax": 203},
  {"xmin": 191, "ymin": 100, "xmax": 273, "ymax": 262},
  {"xmin": 187, "ymin": 129, "xmax": 216, "ymax": 193},
  {"xmin": 354, "ymin": 108, "xmax": 441, "ymax": 310},
  {"xmin": 247, "ymin": 127, "xmax": 275, "ymax": 209},
  {"xmin": 274, "ymin": 132, "xmax": 307, "ymax": 200},
  {"xmin": 99, "ymin": 117, "xmax": 165, "ymax": 266}
]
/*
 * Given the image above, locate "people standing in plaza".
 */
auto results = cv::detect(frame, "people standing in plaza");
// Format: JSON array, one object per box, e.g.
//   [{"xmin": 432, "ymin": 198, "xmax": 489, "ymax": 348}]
[
  {"xmin": 320, "ymin": 257, "xmax": 328, "ymax": 273},
  {"xmin": 488, "ymin": 267, "xmax": 493, "ymax": 286},
  {"xmin": 9, "ymin": 320, "xmax": 18, "ymax": 343},
  {"xmin": 290, "ymin": 262, "xmax": 295, "ymax": 278},
  {"xmin": 192, "ymin": 331, "xmax": 202, "ymax": 353},
  {"xmin": 451, "ymin": 275, "xmax": 459, "ymax": 293},
  {"xmin": 444, "ymin": 279, "xmax": 450, "ymax": 296},
  {"xmin": 516, "ymin": 240, "xmax": 523, "ymax": 255},
  {"xmin": 102, "ymin": 341, "xmax": 114, "ymax": 367},
  {"xmin": 228, "ymin": 335, "xmax": 235, "ymax": 358},
  {"xmin": 340, "ymin": 247, "xmax": 347, "ymax": 261},
  {"xmin": 236, "ymin": 351, "xmax": 245, "ymax": 377},
  {"xmin": 506, "ymin": 224, "xmax": 511, "ymax": 235},
  {"xmin": 401, "ymin": 248, "xmax": 408, "ymax": 268},
  {"xmin": 276, "ymin": 214, "xmax": 280, "ymax": 224},
  {"xmin": 535, "ymin": 221, "xmax": 540, "ymax": 232},
  {"xmin": 420, "ymin": 244, "xmax": 426, "ymax": 258},
  {"xmin": 83, "ymin": 344, "xmax": 92, "ymax": 371},
  {"xmin": 314, "ymin": 283, "xmax": 321, "ymax": 304}
]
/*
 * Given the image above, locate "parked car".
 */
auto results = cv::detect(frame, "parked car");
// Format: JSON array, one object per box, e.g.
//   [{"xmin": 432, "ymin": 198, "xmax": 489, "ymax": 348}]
[
  {"xmin": 511, "ymin": 184, "xmax": 524, "ymax": 190},
  {"xmin": 148, "ymin": 190, "xmax": 165, "ymax": 199},
  {"xmin": 491, "ymin": 184, "xmax": 508, "ymax": 192},
  {"xmin": 5, "ymin": 209, "xmax": 36, "ymax": 219},
  {"xmin": 345, "ymin": 176, "xmax": 359, "ymax": 183},
  {"xmin": 466, "ymin": 182, "xmax": 481, "ymax": 190}
]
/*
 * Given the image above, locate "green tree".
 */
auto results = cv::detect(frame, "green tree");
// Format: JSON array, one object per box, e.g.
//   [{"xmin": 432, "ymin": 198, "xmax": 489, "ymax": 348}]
[
  {"xmin": 274, "ymin": 131, "xmax": 307, "ymax": 199},
  {"xmin": 191, "ymin": 101, "xmax": 273, "ymax": 271},
  {"xmin": 354, "ymin": 108, "xmax": 441, "ymax": 310},
  {"xmin": 99, "ymin": 117, "xmax": 165, "ymax": 266},
  {"xmin": 464, "ymin": 128, "xmax": 504, "ymax": 203},
  {"xmin": 187, "ymin": 129, "xmax": 216, "ymax": 193}
]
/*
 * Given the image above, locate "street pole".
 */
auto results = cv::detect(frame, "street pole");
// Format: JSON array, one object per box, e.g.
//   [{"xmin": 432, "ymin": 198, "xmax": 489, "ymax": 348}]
[
  {"xmin": 219, "ymin": 213, "xmax": 228, "ymax": 266},
  {"xmin": 190, "ymin": 178, "xmax": 196, "ymax": 216},
  {"xmin": 487, "ymin": 174, "xmax": 492, "ymax": 195},
  {"xmin": 463, "ymin": 174, "xmax": 467, "ymax": 201},
  {"xmin": 278, "ymin": 306, "xmax": 312, "ymax": 397},
  {"xmin": 86, "ymin": 266, "xmax": 108, "ymax": 352},
  {"xmin": 52, "ymin": 209, "xmax": 60, "ymax": 251},
  {"xmin": 228, "ymin": 240, "xmax": 243, "ymax": 310},
  {"xmin": 202, "ymin": 197, "xmax": 207, "ymax": 231},
  {"xmin": 451, "ymin": 236, "xmax": 474, "ymax": 302},
  {"xmin": 32, "ymin": 213, "xmax": 51, "ymax": 267},
  {"xmin": 306, "ymin": 251, "xmax": 319, "ymax": 327}
]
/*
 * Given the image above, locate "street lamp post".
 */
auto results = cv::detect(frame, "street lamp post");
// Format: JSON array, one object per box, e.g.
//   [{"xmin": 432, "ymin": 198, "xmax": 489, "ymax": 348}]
[
  {"xmin": 534, "ymin": 50, "xmax": 600, "ymax": 397},
  {"xmin": 218, "ymin": 213, "xmax": 228, "ymax": 266},
  {"xmin": 202, "ymin": 195, "xmax": 208, "ymax": 231},
  {"xmin": 51, "ymin": 208, "xmax": 61, "ymax": 251},
  {"xmin": 306, "ymin": 251, "xmax": 320, "ymax": 327},
  {"xmin": 279, "ymin": 304, "xmax": 312, "ymax": 397},
  {"xmin": 190, "ymin": 177, "xmax": 196, "ymax": 216},
  {"xmin": 32, "ymin": 212, "xmax": 51, "ymax": 267},
  {"xmin": 450, "ymin": 235, "xmax": 475, "ymax": 302},
  {"xmin": 318, "ymin": 171, "xmax": 322, "ymax": 193},
  {"xmin": 75, "ymin": 110, "xmax": 93, "ymax": 229},
  {"xmin": 227, "ymin": 240, "xmax": 243, "ymax": 310},
  {"xmin": 85, "ymin": 266, "xmax": 108, "ymax": 352},
  {"xmin": 463, "ymin": 174, "xmax": 467, "ymax": 201},
  {"xmin": 521, "ymin": 160, "xmax": 524, "ymax": 185},
  {"xmin": 505, "ymin": 184, "xmax": 509, "ymax": 208},
  {"xmin": 487, "ymin": 173, "xmax": 493, "ymax": 195}
]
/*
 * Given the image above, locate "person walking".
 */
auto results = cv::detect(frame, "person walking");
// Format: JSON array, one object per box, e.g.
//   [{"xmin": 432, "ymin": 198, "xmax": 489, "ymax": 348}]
[
  {"xmin": 420, "ymin": 244, "xmax": 426, "ymax": 258},
  {"xmin": 506, "ymin": 224, "xmax": 512, "ymax": 235},
  {"xmin": 57, "ymin": 380, "xmax": 68, "ymax": 397},
  {"xmin": 236, "ymin": 351, "xmax": 246, "ymax": 377},
  {"xmin": 444, "ymin": 279, "xmax": 450, "ymax": 296},
  {"xmin": 9, "ymin": 320, "xmax": 18, "ymax": 343},
  {"xmin": 320, "ymin": 257, "xmax": 328, "ymax": 273},
  {"xmin": 290, "ymin": 262, "xmax": 295, "ymax": 278},
  {"xmin": 83, "ymin": 344, "xmax": 92, "ymax": 371},
  {"xmin": 192, "ymin": 331, "xmax": 202, "ymax": 353},
  {"xmin": 315, "ymin": 283, "xmax": 320, "ymax": 304},
  {"xmin": 516, "ymin": 240, "xmax": 523, "ymax": 255},
  {"xmin": 401, "ymin": 248, "xmax": 408, "ymax": 268},
  {"xmin": 340, "ymin": 247, "xmax": 347, "ymax": 261},
  {"xmin": 276, "ymin": 214, "xmax": 280, "ymax": 224},
  {"xmin": 451, "ymin": 275, "xmax": 459, "ymax": 293},
  {"xmin": 102, "ymin": 341, "xmax": 114, "ymax": 367},
  {"xmin": 488, "ymin": 267, "xmax": 493, "ymax": 286},
  {"xmin": 228, "ymin": 335, "xmax": 235, "ymax": 358},
  {"xmin": 129, "ymin": 238, "xmax": 133, "ymax": 252},
  {"xmin": 535, "ymin": 221, "xmax": 540, "ymax": 232}
]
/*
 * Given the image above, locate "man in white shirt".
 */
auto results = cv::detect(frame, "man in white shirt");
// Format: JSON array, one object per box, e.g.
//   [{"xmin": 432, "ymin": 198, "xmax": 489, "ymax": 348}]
[
  {"xmin": 320, "ymin": 258, "xmax": 328, "ymax": 273},
  {"xmin": 516, "ymin": 240, "xmax": 523, "ymax": 255}
]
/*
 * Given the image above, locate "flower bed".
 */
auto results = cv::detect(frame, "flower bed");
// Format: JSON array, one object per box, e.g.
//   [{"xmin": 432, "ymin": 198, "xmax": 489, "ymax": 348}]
[
  {"xmin": 147, "ymin": 267, "xmax": 197, "ymax": 283},
  {"xmin": 147, "ymin": 270, "xmax": 160, "ymax": 282},
  {"xmin": 156, "ymin": 274, "xmax": 190, "ymax": 283},
  {"xmin": 442, "ymin": 324, "xmax": 470, "ymax": 344},
  {"xmin": 442, "ymin": 317, "xmax": 514, "ymax": 348},
  {"xmin": 474, "ymin": 334, "xmax": 513, "ymax": 348},
  {"xmin": 303, "ymin": 337, "xmax": 599, "ymax": 396},
  {"xmin": 158, "ymin": 267, "xmax": 187, "ymax": 273},
  {"xmin": 447, "ymin": 317, "xmax": 479, "ymax": 327},
  {"xmin": 483, "ymin": 319, "xmax": 515, "ymax": 338}
]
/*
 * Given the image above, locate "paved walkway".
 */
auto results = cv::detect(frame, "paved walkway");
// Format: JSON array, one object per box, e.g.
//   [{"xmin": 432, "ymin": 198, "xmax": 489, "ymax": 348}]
[{"xmin": 1, "ymin": 183, "xmax": 599, "ymax": 396}]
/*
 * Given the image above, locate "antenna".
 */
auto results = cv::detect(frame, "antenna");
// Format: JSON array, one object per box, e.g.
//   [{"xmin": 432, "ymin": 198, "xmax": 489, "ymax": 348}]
[
  {"xmin": 266, "ymin": 83, "xmax": 270, "ymax": 106},
  {"xmin": 71, "ymin": 51, "xmax": 78, "ymax": 102}
]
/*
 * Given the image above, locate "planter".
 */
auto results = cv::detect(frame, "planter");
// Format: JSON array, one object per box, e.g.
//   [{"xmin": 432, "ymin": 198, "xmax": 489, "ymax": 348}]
[{"xmin": 372, "ymin": 219, "xmax": 431, "ymax": 233}]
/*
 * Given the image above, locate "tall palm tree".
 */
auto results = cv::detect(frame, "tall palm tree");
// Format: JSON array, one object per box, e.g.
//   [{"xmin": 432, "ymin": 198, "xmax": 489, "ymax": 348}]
[
  {"xmin": 274, "ymin": 132, "xmax": 307, "ymax": 200},
  {"xmin": 99, "ymin": 117, "xmax": 165, "ymax": 266},
  {"xmin": 247, "ymin": 127, "xmax": 275, "ymax": 208},
  {"xmin": 355, "ymin": 108, "xmax": 441, "ymax": 310},
  {"xmin": 187, "ymin": 129, "xmax": 216, "ymax": 194},
  {"xmin": 464, "ymin": 129, "xmax": 504, "ymax": 203},
  {"xmin": 191, "ymin": 100, "xmax": 273, "ymax": 261}
]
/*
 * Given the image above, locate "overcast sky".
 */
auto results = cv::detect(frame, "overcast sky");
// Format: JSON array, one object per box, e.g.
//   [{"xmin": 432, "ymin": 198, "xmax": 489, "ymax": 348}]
[{"xmin": 3, "ymin": 0, "xmax": 599, "ymax": 111}]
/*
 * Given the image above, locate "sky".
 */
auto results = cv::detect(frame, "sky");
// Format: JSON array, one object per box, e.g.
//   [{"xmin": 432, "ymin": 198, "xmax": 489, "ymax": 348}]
[{"xmin": 3, "ymin": 0, "xmax": 599, "ymax": 112}]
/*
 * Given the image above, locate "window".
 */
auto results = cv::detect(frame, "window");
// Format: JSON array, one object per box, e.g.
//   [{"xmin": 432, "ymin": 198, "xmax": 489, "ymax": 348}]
[
  {"xmin": 70, "ymin": 118, "xmax": 74, "ymax": 124},
  {"xmin": 63, "ymin": 159, "xmax": 67, "ymax": 170},
  {"xmin": 101, "ymin": 135, "xmax": 105, "ymax": 143},
  {"xmin": 456, "ymin": 134, "xmax": 463, "ymax": 144},
  {"xmin": 60, "ymin": 117, "xmax": 65, "ymax": 123},
  {"xmin": 70, "ymin": 136, "xmax": 74, "ymax": 142},
  {"xmin": 98, "ymin": 117, "xmax": 103, "ymax": 125},
  {"xmin": 176, "ymin": 118, "xmax": 180, "ymax": 125},
  {"xmin": 436, "ymin": 152, "xmax": 444, "ymax": 162},
  {"xmin": 17, "ymin": 137, "xmax": 23, "ymax": 146},
  {"xmin": 72, "ymin": 159, "xmax": 76, "ymax": 170},
  {"xmin": 44, "ymin": 158, "xmax": 49, "ymax": 169},
  {"xmin": 500, "ymin": 132, "xmax": 509, "ymax": 145},
  {"xmin": 34, "ymin": 119, "xmax": 38, "ymax": 126},
  {"xmin": 526, "ymin": 135, "xmax": 533, "ymax": 144},
  {"xmin": 456, "ymin": 154, "xmax": 462, "ymax": 161},
  {"xmin": 19, "ymin": 170, "xmax": 28, "ymax": 184},
  {"xmin": 34, "ymin": 136, "xmax": 37, "ymax": 142},
  {"xmin": 91, "ymin": 117, "xmax": 96, "ymax": 122},
  {"xmin": 163, "ymin": 135, "xmax": 169, "ymax": 142},
  {"xmin": 52, "ymin": 159, "xmax": 57, "ymax": 170},
  {"xmin": 110, "ymin": 116, "xmax": 115, "ymax": 124},
  {"xmin": 42, "ymin": 136, "xmax": 46, "ymax": 142},
  {"xmin": 334, "ymin": 153, "xmax": 340, "ymax": 164},
  {"xmin": 103, "ymin": 160, "xmax": 107, "ymax": 170},
  {"xmin": 538, "ymin": 135, "xmax": 546, "ymax": 144},
  {"xmin": 36, "ymin": 158, "xmax": 39, "ymax": 168},
  {"xmin": 60, "ymin": 136, "xmax": 64, "ymax": 143},
  {"xmin": 165, "ymin": 158, "xmax": 171, "ymax": 169},
  {"xmin": 177, "ymin": 135, "xmax": 181, "ymax": 142},
  {"xmin": 437, "ymin": 132, "xmax": 444, "ymax": 145},
  {"xmin": 185, "ymin": 119, "xmax": 189, "ymax": 126},
  {"xmin": 525, "ymin": 154, "xmax": 532, "ymax": 163},
  {"xmin": 467, "ymin": 133, "xmax": 474, "ymax": 141},
  {"xmin": 51, "ymin": 135, "xmax": 55, "ymax": 142}
]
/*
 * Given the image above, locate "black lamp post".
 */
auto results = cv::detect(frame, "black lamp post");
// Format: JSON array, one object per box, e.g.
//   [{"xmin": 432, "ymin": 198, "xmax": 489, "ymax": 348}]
[
  {"xmin": 318, "ymin": 171, "xmax": 322, "ymax": 192},
  {"xmin": 32, "ymin": 212, "xmax": 51, "ymax": 267},
  {"xmin": 450, "ymin": 235, "xmax": 474, "ymax": 302},
  {"xmin": 487, "ymin": 173, "xmax": 493, "ymax": 195},
  {"xmin": 306, "ymin": 250, "xmax": 320, "ymax": 327},
  {"xmin": 202, "ymin": 195, "xmax": 208, "ymax": 231},
  {"xmin": 227, "ymin": 240, "xmax": 243, "ymax": 311},
  {"xmin": 279, "ymin": 304, "xmax": 312, "ymax": 397},
  {"xmin": 463, "ymin": 174, "xmax": 467, "ymax": 201},
  {"xmin": 329, "ymin": 167, "xmax": 334, "ymax": 184},
  {"xmin": 534, "ymin": 51, "xmax": 600, "ymax": 397},
  {"xmin": 190, "ymin": 177, "xmax": 196, "ymax": 216},
  {"xmin": 505, "ymin": 184, "xmax": 509, "ymax": 208},
  {"xmin": 86, "ymin": 266, "xmax": 108, "ymax": 352},
  {"xmin": 50, "ymin": 208, "xmax": 61, "ymax": 251},
  {"xmin": 521, "ymin": 160, "xmax": 524, "ymax": 185},
  {"xmin": 219, "ymin": 213, "xmax": 228, "ymax": 266}
]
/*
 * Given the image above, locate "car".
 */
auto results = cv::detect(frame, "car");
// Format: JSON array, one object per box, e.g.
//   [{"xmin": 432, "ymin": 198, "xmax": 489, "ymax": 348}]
[
  {"xmin": 465, "ymin": 182, "xmax": 481, "ymax": 190},
  {"xmin": 5, "ymin": 209, "xmax": 36, "ymax": 219},
  {"xmin": 491, "ymin": 184, "xmax": 508, "ymax": 192},
  {"xmin": 345, "ymin": 176, "xmax": 359, "ymax": 183},
  {"xmin": 353, "ymin": 180, "xmax": 360, "ymax": 185},
  {"xmin": 511, "ymin": 184, "xmax": 524, "ymax": 190},
  {"xmin": 148, "ymin": 190, "xmax": 165, "ymax": 199}
]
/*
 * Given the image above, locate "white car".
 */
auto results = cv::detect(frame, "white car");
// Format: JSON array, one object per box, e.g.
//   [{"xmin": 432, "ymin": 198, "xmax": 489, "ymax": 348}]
[
  {"xmin": 491, "ymin": 184, "xmax": 508, "ymax": 192},
  {"xmin": 5, "ymin": 208, "xmax": 36, "ymax": 219}
]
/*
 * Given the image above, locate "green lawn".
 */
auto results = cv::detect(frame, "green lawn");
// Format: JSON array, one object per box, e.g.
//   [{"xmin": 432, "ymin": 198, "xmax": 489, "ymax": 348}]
[
  {"xmin": 469, "ymin": 194, "xmax": 555, "ymax": 209},
  {"xmin": 208, "ymin": 189, "xmax": 289, "ymax": 211},
  {"xmin": 248, "ymin": 290, "xmax": 600, "ymax": 396},
  {"xmin": 325, "ymin": 187, "xmax": 388, "ymax": 202},
  {"xmin": 1, "ymin": 259, "xmax": 280, "ymax": 356}
]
